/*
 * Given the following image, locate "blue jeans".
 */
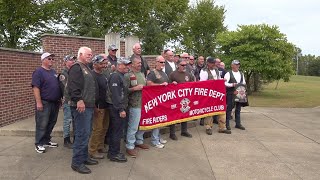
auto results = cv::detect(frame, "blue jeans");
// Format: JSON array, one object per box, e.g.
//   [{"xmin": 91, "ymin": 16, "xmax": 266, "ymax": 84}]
[
  {"xmin": 63, "ymin": 103, "xmax": 73, "ymax": 138},
  {"xmin": 226, "ymin": 93, "xmax": 241, "ymax": 127},
  {"xmin": 126, "ymin": 108, "xmax": 144, "ymax": 150},
  {"xmin": 35, "ymin": 100, "xmax": 59, "ymax": 145},
  {"xmin": 151, "ymin": 128, "xmax": 161, "ymax": 145},
  {"xmin": 71, "ymin": 107, "xmax": 94, "ymax": 167}
]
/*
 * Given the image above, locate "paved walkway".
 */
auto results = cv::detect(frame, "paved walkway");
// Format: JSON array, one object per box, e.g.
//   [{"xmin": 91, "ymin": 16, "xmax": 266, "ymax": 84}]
[{"xmin": 0, "ymin": 107, "xmax": 320, "ymax": 179}]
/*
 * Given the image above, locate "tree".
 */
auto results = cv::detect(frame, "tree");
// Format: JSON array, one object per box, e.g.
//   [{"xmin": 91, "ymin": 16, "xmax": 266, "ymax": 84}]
[
  {"xmin": 140, "ymin": 16, "xmax": 168, "ymax": 54},
  {"xmin": 307, "ymin": 56, "xmax": 320, "ymax": 76},
  {"xmin": 216, "ymin": 24, "xmax": 295, "ymax": 93},
  {"xmin": 0, "ymin": 0, "xmax": 64, "ymax": 50},
  {"xmin": 179, "ymin": 0, "xmax": 226, "ymax": 57},
  {"xmin": 61, "ymin": 0, "xmax": 188, "ymax": 54}
]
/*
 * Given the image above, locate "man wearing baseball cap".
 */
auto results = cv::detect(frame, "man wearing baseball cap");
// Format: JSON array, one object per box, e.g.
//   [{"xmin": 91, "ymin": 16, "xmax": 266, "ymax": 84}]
[
  {"xmin": 224, "ymin": 60, "xmax": 246, "ymax": 131},
  {"xmin": 59, "ymin": 55, "xmax": 76, "ymax": 149},
  {"xmin": 88, "ymin": 55, "xmax": 110, "ymax": 160},
  {"xmin": 199, "ymin": 57, "xmax": 231, "ymax": 135},
  {"xmin": 107, "ymin": 57, "xmax": 131, "ymax": 162},
  {"xmin": 32, "ymin": 52, "xmax": 62, "ymax": 153},
  {"xmin": 106, "ymin": 44, "xmax": 118, "ymax": 73}
]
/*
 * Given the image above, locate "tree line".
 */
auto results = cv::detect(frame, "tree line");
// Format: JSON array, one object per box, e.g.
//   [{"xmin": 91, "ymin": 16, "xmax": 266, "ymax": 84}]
[{"xmin": 1, "ymin": 0, "xmax": 318, "ymax": 92}]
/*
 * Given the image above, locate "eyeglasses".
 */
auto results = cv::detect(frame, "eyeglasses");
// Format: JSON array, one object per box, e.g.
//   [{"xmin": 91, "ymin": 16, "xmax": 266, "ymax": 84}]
[
  {"xmin": 47, "ymin": 58, "xmax": 55, "ymax": 61},
  {"xmin": 183, "ymin": 57, "xmax": 190, "ymax": 59},
  {"xmin": 190, "ymin": 59, "xmax": 194, "ymax": 60},
  {"xmin": 157, "ymin": 61, "xmax": 165, "ymax": 64}
]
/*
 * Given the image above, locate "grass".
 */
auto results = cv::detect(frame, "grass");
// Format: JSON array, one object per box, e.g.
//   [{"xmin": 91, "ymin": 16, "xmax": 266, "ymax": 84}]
[{"xmin": 249, "ymin": 75, "xmax": 320, "ymax": 108}]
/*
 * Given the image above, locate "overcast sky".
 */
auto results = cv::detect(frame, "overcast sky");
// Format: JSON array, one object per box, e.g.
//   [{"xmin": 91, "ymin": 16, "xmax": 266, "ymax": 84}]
[{"xmin": 200, "ymin": 0, "xmax": 320, "ymax": 56}]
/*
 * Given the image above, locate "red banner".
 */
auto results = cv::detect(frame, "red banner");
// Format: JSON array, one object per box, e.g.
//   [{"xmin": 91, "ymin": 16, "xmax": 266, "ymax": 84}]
[{"xmin": 139, "ymin": 80, "xmax": 226, "ymax": 130}]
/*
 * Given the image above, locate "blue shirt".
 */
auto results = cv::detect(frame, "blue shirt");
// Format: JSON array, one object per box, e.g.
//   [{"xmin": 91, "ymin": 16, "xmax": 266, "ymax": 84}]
[{"xmin": 31, "ymin": 67, "xmax": 62, "ymax": 101}]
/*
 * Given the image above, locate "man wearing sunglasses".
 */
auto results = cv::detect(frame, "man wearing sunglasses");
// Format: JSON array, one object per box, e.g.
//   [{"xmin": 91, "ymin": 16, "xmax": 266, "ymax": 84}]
[
  {"xmin": 146, "ymin": 56, "xmax": 169, "ymax": 148},
  {"xmin": 181, "ymin": 53, "xmax": 196, "ymax": 79},
  {"xmin": 107, "ymin": 44, "xmax": 118, "ymax": 73},
  {"xmin": 168, "ymin": 58, "xmax": 195, "ymax": 140},
  {"xmin": 32, "ymin": 52, "xmax": 62, "ymax": 154}
]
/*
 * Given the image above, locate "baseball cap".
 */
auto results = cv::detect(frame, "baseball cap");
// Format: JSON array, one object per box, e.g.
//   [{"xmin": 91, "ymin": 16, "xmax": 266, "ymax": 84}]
[
  {"xmin": 92, "ymin": 55, "xmax": 107, "ymax": 64},
  {"xmin": 41, "ymin": 52, "xmax": 55, "ymax": 61},
  {"xmin": 108, "ymin": 44, "xmax": 118, "ymax": 51},
  {"xmin": 206, "ymin": 57, "xmax": 216, "ymax": 63},
  {"xmin": 63, "ymin": 55, "xmax": 76, "ymax": 61},
  {"xmin": 117, "ymin": 57, "xmax": 131, "ymax": 65},
  {"xmin": 232, "ymin": 60, "xmax": 240, "ymax": 65}
]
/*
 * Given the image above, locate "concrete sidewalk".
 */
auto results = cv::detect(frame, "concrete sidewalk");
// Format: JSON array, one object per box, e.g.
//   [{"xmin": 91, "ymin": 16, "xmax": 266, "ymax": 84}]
[{"xmin": 0, "ymin": 107, "xmax": 320, "ymax": 179}]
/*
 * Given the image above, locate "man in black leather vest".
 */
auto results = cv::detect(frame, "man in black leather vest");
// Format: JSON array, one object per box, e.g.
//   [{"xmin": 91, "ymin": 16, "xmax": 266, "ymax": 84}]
[
  {"xmin": 224, "ymin": 60, "xmax": 246, "ymax": 131},
  {"xmin": 68, "ymin": 47, "xmax": 98, "ymax": 174}
]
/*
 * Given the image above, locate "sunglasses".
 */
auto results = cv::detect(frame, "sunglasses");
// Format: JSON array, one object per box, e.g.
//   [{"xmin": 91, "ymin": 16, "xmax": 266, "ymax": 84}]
[
  {"xmin": 157, "ymin": 61, "xmax": 165, "ymax": 64},
  {"xmin": 47, "ymin": 58, "xmax": 55, "ymax": 61},
  {"xmin": 190, "ymin": 59, "xmax": 194, "ymax": 60},
  {"xmin": 111, "ymin": 49, "xmax": 118, "ymax": 52},
  {"xmin": 180, "ymin": 64, "xmax": 186, "ymax": 66}
]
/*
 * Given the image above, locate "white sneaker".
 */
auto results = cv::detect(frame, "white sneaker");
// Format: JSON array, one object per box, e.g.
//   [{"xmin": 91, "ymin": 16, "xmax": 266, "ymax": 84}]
[
  {"xmin": 160, "ymin": 138, "xmax": 167, "ymax": 144},
  {"xmin": 43, "ymin": 141, "xmax": 58, "ymax": 148},
  {"xmin": 154, "ymin": 144, "xmax": 165, "ymax": 149},
  {"xmin": 35, "ymin": 145, "xmax": 46, "ymax": 153}
]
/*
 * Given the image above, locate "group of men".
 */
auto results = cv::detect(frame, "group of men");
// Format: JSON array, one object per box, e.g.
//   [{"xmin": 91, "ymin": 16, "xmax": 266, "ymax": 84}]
[{"xmin": 31, "ymin": 43, "xmax": 246, "ymax": 174}]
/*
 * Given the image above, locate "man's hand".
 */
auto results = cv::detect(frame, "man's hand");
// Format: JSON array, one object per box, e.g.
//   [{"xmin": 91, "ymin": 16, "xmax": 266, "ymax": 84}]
[
  {"xmin": 76, "ymin": 100, "xmax": 85, "ymax": 113},
  {"xmin": 172, "ymin": 81, "xmax": 178, "ymax": 85},
  {"xmin": 36, "ymin": 101, "xmax": 43, "ymax": 111},
  {"xmin": 134, "ymin": 84, "xmax": 144, "ymax": 91},
  {"xmin": 120, "ymin": 111, "xmax": 126, "ymax": 118},
  {"xmin": 161, "ymin": 82, "xmax": 168, "ymax": 86}
]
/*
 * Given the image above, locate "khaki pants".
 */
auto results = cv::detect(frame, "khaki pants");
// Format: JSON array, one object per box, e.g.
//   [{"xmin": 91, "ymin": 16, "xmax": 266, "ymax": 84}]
[
  {"xmin": 204, "ymin": 114, "xmax": 226, "ymax": 130},
  {"xmin": 89, "ymin": 108, "xmax": 109, "ymax": 155}
]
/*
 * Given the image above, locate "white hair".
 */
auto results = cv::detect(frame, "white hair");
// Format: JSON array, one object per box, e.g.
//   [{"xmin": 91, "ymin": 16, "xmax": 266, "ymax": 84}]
[
  {"xmin": 77, "ymin": 47, "xmax": 92, "ymax": 58},
  {"xmin": 132, "ymin": 43, "xmax": 141, "ymax": 50}
]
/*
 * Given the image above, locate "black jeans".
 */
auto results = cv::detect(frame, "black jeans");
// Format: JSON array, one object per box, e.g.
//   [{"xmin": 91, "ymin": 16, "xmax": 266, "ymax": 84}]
[
  {"xmin": 226, "ymin": 93, "xmax": 242, "ymax": 127},
  {"xmin": 35, "ymin": 100, "xmax": 59, "ymax": 145},
  {"xmin": 169, "ymin": 122, "xmax": 188, "ymax": 135},
  {"xmin": 108, "ymin": 107, "xmax": 125, "ymax": 157}
]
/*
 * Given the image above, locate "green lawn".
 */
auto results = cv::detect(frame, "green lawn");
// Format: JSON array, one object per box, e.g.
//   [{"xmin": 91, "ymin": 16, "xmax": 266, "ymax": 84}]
[{"xmin": 249, "ymin": 75, "xmax": 320, "ymax": 108}]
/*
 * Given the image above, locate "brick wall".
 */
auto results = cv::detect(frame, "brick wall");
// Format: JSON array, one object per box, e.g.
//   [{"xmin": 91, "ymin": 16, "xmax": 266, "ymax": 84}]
[
  {"xmin": 42, "ymin": 34, "xmax": 105, "ymax": 73},
  {"xmin": 144, "ymin": 55, "xmax": 157, "ymax": 70},
  {"xmin": 0, "ymin": 48, "xmax": 41, "ymax": 127},
  {"xmin": 0, "ymin": 34, "xmax": 158, "ymax": 127}
]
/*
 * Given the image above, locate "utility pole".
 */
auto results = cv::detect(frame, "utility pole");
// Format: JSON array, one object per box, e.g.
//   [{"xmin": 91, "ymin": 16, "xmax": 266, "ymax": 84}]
[
  {"xmin": 296, "ymin": 54, "xmax": 299, "ymax": 75},
  {"xmin": 296, "ymin": 51, "xmax": 302, "ymax": 75}
]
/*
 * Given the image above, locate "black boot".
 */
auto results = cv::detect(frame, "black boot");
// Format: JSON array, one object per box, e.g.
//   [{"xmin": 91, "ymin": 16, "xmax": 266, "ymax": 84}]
[{"xmin": 64, "ymin": 137, "xmax": 73, "ymax": 149}]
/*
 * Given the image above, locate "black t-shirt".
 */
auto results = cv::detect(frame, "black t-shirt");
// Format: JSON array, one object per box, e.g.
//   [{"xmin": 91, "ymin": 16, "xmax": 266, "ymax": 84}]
[
  {"xmin": 147, "ymin": 69, "xmax": 169, "ymax": 84},
  {"xmin": 169, "ymin": 70, "xmax": 195, "ymax": 83},
  {"xmin": 93, "ymin": 71, "xmax": 108, "ymax": 109}
]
